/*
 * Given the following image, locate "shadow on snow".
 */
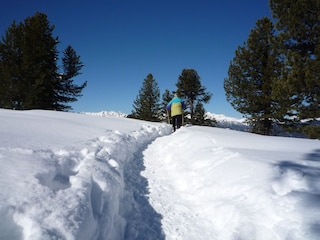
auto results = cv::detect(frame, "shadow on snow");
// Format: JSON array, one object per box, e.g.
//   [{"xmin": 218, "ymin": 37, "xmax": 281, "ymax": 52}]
[
  {"xmin": 121, "ymin": 145, "xmax": 165, "ymax": 240},
  {"xmin": 273, "ymin": 149, "xmax": 320, "ymax": 237}
]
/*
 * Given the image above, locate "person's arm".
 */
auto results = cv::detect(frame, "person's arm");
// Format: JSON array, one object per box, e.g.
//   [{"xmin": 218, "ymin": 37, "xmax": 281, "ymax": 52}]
[{"xmin": 166, "ymin": 100, "xmax": 172, "ymax": 110}]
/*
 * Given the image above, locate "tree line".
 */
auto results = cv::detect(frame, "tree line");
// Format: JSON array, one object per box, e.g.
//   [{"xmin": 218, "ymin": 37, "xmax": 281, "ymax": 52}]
[
  {"xmin": 224, "ymin": 0, "xmax": 320, "ymax": 138},
  {"xmin": 129, "ymin": 69, "xmax": 215, "ymax": 127},
  {"xmin": 0, "ymin": 12, "xmax": 86, "ymax": 111}
]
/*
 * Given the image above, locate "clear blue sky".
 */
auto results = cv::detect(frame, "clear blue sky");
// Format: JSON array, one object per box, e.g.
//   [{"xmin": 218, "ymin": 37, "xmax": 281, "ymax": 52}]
[{"xmin": 1, "ymin": 0, "xmax": 271, "ymax": 118}]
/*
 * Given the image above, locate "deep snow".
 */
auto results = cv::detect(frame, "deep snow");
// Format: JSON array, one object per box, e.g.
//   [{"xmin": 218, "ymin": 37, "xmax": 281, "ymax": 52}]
[{"xmin": 0, "ymin": 109, "xmax": 319, "ymax": 240}]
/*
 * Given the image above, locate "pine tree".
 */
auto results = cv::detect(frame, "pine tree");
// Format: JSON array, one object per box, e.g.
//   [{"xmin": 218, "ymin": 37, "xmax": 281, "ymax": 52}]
[
  {"xmin": 16, "ymin": 12, "xmax": 58, "ymax": 109},
  {"xmin": 131, "ymin": 73, "xmax": 161, "ymax": 121},
  {"xmin": 224, "ymin": 17, "xmax": 283, "ymax": 135},
  {"xmin": 55, "ymin": 45, "xmax": 87, "ymax": 111},
  {"xmin": 193, "ymin": 102, "xmax": 205, "ymax": 125},
  {"xmin": 176, "ymin": 69, "xmax": 211, "ymax": 124},
  {"xmin": 270, "ymin": 0, "xmax": 320, "ymax": 120},
  {"xmin": 161, "ymin": 89, "xmax": 173, "ymax": 122},
  {"xmin": 0, "ymin": 21, "xmax": 24, "ymax": 108},
  {"xmin": 193, "ymin": 102, "xmax": 216, "ymax": 127},
  {"xmin": 0, "ymin": 12, "xmax": 86, "ymax": 111}
]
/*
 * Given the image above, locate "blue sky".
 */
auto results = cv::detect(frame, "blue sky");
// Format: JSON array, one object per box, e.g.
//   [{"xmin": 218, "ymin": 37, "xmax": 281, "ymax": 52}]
[{"xmin": 1, "ymin": 0, "xmax": 271, "ymax": 118}]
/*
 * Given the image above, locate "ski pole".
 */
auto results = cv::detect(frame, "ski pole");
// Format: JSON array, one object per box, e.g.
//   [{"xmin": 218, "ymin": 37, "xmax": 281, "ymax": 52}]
[{"xmin": 182, "ymin": 112, "xmax": 184, "ymax": 126}]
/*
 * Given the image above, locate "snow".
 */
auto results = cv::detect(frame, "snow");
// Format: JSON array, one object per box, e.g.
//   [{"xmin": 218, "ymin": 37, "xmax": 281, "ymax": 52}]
[
  {"xmin": 205, "ymin": 112, "xmax": 249, "ymax": 131},
  {"xmin": 1, "ymin": 109, "xmax": 320, "ymax": 240},
  {"xmin": 81, "ymin": 111, "xmax": 128, "ymax": 118}
]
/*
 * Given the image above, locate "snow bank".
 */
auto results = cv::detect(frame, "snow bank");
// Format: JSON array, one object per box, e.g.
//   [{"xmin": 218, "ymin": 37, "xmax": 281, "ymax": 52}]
[
  {"xmin": 0, "ymin": 109, "xmax": 170, "ymax": 240},
  {"xmin": 142, "ymin": 126, "xmax": 320, "ymax": 240}
]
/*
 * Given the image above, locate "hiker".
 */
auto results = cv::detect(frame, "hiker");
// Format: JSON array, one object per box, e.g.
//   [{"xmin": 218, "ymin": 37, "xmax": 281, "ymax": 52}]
[{"xmin": 166, "ymin": 92, "xmax": 186, "ymax": 132}]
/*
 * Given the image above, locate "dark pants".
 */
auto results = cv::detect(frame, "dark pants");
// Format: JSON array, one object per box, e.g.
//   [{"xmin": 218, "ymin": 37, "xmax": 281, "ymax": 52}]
[{"xmin": 172, "ymin": 114, "xmax": 182, "ymax": 132}]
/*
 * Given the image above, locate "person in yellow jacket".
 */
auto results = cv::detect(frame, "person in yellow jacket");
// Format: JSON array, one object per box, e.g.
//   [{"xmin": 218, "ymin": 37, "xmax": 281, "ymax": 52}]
[{"xmin": 166, "ymin": 93, "xmax": 186, "ymax": 132}]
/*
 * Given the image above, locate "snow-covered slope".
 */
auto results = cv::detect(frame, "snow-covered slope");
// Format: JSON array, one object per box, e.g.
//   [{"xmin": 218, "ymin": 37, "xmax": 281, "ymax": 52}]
[{"xmin": 1, "ymin": 109, "xmax": 319, "ymax": 240}]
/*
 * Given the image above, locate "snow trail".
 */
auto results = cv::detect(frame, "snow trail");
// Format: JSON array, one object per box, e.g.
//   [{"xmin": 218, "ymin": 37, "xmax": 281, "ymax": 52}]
[
  {"xmin": 121, "ymin": 146, "xmax": 165, "ymax": 239},
  {"xmin": 142, "ymin": 126, "xmax": 320, "ymax": 240}
]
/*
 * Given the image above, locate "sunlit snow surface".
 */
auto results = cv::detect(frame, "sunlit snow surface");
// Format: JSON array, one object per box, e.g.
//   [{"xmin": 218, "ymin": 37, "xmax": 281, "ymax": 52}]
[{"xmin": 0, "ymin": 109, "xmax": 319, "ymax": 240}]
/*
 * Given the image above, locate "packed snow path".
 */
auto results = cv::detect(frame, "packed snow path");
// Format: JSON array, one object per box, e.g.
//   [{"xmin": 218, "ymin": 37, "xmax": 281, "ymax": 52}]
[
  {"xmin": 142, "ymin": 126, "xmax": 320, "ymax": 240},
  {"xmin": 121, "ymin": 139, "xmax": 165, "ymax": 239}
]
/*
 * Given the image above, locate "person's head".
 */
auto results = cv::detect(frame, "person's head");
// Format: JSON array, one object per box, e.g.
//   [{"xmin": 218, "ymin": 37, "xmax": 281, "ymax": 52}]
[{"xmin": 174, "ymin": 92, "xmax": 178, "ymax": 98}]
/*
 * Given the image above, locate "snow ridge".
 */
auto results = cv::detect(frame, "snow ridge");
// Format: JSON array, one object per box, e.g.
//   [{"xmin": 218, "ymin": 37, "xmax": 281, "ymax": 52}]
[{"xmin": 0, "ymin": 116, "xmax": 171, "ymax": 240}]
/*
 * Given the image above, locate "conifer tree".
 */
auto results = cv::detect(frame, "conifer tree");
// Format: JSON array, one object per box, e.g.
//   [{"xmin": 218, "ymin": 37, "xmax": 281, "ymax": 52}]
[
  {"xmin": 193, "ymin": 102, "xmax": 206, "ymax": 126},
  {"xmin": 131, "ymin": 73, "xmax": 161, "ymax": 121},
  {"xmin": 0, "ymin": 21, "xmax": 24, "ymax": 108},
  {"xmin": 55, "ymin": 45, "xmax": 87, "ymax": 111},
  {"xmin": 224, "ymin": 18, "xmax": 283, "ymax": 135},
  {"xmin": 176, "ymin": 69, "xmax": 211, "ymax": 124},
  {"xmin": 0, "ymin": 12, "xmax": 86, "ymax": 111},
  {"xmin": 270, "ymin": 0, "xmax": 320, "ymax": 120},
  {"xmin": 161, "ymin": 89, "xmax": 173, "ymax": 121},
  {"xmin": 0, "ymin": 18, "xmax": 54, "ymax": 109},
  {"xmin": 193, "ymin": 102, "xmax": 216, "ymax": 127},
  {"xmin": 6, "ymin": 12, "xmax": 58, "ymax": 109}
]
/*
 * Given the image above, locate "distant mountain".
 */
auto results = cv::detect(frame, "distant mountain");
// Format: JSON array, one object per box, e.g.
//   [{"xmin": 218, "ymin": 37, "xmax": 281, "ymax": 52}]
[
  {"xmin": 80, "ymin": 111, "xmax": 320, "ymax": 139},
  {"xmin": 205, "ymin": 112, "xmax": 249, "ymax": 131},
  {"xmin": 81, "ymin": 111, "xmax": 128, "ymax": 118},
  {"xmin": 81, "ymin": 111, "xmax": 249, "ymax": 132}
]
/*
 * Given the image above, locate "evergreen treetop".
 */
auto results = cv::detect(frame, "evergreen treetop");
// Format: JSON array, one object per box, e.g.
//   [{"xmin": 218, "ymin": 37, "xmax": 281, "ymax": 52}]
[
  {"xmin": 0, "ymin": 12, "xmax": 86, "ymax": 111},
  {"xmin": 176, "ymin": 69, "xmax": 211, "ymax": 123},
  {"xmin": 130, "ymin": 73, "xmax": 161, "ymax": 122}
]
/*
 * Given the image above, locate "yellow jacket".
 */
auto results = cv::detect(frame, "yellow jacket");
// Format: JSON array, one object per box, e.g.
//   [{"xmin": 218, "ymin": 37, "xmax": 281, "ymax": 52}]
[{"xmin": 166, "ymin": 97, "xmax": 186, "ymax": 117}]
